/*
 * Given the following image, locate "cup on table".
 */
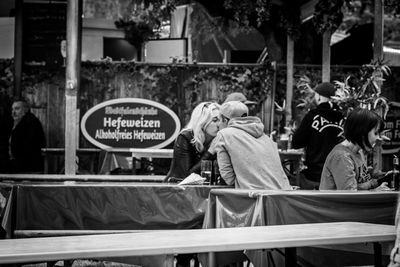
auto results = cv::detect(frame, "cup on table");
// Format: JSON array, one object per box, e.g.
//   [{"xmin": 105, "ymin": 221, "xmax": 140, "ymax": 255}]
[{"xmin": 201, "ymin": 160, "xmax": 213, "ymax": 185}]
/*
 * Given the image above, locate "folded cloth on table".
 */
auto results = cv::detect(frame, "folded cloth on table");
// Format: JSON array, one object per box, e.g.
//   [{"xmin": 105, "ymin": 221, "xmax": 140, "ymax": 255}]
[{"xmin": 178, "ymin": 173, "xmax": 206, "ymax": 185}]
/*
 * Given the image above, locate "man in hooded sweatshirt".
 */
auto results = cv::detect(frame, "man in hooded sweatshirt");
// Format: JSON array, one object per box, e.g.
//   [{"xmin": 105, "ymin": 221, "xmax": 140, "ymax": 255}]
[
  {"xmin": 214, "ymin": 101, "xmax": 291, "ymax": 190},
  {"xmin": 292, "ymin": 82, "xmax": 344, "ymax": 189}
]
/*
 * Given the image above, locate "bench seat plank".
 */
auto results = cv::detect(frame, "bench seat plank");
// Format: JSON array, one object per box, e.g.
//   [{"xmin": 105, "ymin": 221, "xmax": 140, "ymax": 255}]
[
  {"xmin": 0, "ymin": 174, "xmax": 165, "ymax": 182},
  {"xmin": 0, "ymin": 222, "xmax": 395, "ymax": 264}
]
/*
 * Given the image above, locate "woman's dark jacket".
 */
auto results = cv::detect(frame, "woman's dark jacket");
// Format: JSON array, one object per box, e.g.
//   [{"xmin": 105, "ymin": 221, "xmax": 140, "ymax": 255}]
[{"xmin": 165, "ymin": 129, "xmax": 214, "ymax": 182}]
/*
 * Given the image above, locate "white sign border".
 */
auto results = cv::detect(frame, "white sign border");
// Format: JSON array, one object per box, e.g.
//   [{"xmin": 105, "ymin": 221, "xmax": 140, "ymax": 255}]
[{"xmin": 80, "ymin": 98, "xmax": 181, "ymax": 150}]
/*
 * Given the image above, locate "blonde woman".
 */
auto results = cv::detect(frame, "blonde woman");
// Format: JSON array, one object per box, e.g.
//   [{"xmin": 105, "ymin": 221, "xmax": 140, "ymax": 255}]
[{"xmin": 165, "ymin": 102, "xmax": 220, "ymax": 182}]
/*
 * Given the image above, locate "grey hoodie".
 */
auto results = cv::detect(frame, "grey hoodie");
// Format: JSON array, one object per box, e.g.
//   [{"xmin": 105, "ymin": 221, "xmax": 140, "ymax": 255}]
[{"xmin": 215, "ymin": 116, "xmax": 291, "ymax": 190}]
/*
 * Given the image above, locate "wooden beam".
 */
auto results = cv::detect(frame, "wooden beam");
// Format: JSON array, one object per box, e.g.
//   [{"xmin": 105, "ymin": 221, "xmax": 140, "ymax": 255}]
[
  {"xmin": 322, "ymin": 31, "xmax": 331, "ymax": 82},
  {"xmin": 264, "ymin": 62, "xmax": 277, "ymax": 134},
  {"xmin": 65, "ymin": 0, "xmax": 82, "ymax": 175},
  {"xmin": 286, "ymin": 35, "xmax": 294, "ymax": 125},
  {"xmin": 373, "ymin": 0, "xmax": 383, "ymax": 61},
  {"xmin": 13, "ymin": 0, "xmax": 23, "ymax": 98},
  {"xmin": 373, "ymin": 0, "xmax": 384, "ymax": 170}
]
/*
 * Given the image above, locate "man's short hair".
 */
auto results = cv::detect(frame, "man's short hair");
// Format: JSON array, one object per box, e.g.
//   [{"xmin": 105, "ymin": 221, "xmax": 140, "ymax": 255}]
[{"xmin": 220, "ymin": 101, "xmax": 248, "ymax": 120}]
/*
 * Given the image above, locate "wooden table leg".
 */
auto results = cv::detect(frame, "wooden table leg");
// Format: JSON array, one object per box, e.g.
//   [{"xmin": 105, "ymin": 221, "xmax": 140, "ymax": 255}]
[
  {"xmin": 165, "ymin": 254, "xmax": 175, "ymax": 267},
  {"xmin": 285, "ymin": 247, "xmax": 296, "ymax": 267},
  {"xmin": 373, "ymin": 242, "xmax": 383, "ymax": 267},
  {"xmin": 208, "ymin": 252, "xmax": 216, "ymax": 267}
]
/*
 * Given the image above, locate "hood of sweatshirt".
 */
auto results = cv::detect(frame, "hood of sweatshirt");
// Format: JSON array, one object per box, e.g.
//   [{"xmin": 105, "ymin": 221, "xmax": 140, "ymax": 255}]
[{"xmin": 227, "ymin": 116, "xmax": 264, "ymax": 138}]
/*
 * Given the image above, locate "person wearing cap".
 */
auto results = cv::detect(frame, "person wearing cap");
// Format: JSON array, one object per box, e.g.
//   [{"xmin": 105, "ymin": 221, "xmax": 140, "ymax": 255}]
[
  {"xmin": 224, "ymin": 92, "xmax": 258, "ymax": 116},
  {"xmin": 292, "ymin": 82, "xmax": 344, "ymax": 189},
  {"xmin": 214, "ymin": 101, "xmax": 291, "ymax": 190}
]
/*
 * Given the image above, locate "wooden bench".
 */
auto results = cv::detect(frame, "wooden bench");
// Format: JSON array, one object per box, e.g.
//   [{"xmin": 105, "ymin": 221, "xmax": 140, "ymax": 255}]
[
  {"xmin": 0, "ymin": 174, "xmax": 165, "ymax": 183},
  {"xmin": 42, "ymin": 148, "xmax": 174, "ymax": 174},
  {"xmin": 0, "ymin": 222, "xmax": 395, "ymax": 267}
]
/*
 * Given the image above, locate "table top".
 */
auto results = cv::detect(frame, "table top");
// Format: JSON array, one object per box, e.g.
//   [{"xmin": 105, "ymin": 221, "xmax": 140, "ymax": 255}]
[
  {"xmin": 0, "ymin": 222, "xmax": 394, "ymax": 264},
  {"xmin": 209, "ymin": 188, "xmax": 400, "ymax": 196}
]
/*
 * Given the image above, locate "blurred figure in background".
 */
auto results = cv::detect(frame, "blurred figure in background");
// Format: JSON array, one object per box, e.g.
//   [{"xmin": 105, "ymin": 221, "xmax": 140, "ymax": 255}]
[
  {"xmin": 215, "ymin": 101, "xmax": 291, "ymax": 190},
  {"xmin": 292, "ymin": 82, "xmax": 344, "ymax": 189},
  {"xmin": 8, "ymin": 99, "xmax": 45, "ymax": 173},
  {"xmin": 0, "ymin": 92, "xmax": 12, "ymax": 173}
]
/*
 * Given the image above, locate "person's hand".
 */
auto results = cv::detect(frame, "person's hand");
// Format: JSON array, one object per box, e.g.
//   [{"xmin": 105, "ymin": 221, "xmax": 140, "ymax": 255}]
[{"xmin": 374, "ymin": 182, "xmax": 393, "ymax": 191}]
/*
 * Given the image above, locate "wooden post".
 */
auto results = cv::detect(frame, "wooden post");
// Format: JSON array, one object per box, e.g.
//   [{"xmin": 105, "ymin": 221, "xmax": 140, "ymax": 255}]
[
  {"xmin": 322, "ymin": 31, "xmax": 331, "ymax": 82},
  {"xmin": 65, "ymin": 0, "xmax": 82, "ymax": 175},
  {"xmin": 373, "ymin": 0, "xmax": 384, "ymax": 171},
  {"xmin": 373, "ymin": 0, "xmax": 383, "ymax": 61},
  {"xmin": 264, "ymin": 61, "xmax": 277, "ymax": 134},
  {"xmin": 13, "ymin": 0, "xmax": 23, "ymax": 98},
  {"xmin": 286, "ymin": 35, "xmax": 294, "ymax": 125}
]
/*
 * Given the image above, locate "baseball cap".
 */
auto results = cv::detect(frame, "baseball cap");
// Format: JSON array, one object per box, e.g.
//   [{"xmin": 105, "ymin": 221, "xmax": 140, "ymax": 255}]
[
  {"xmin": 220, "ymin": 101, "xmax": 249, "ymax": 119},
  {"xmin": 224, "ymin": 92, "xmax": 257, "ymax": 105},
  {"xmin": 314, "ymin": 82, "xmax": 336, "ymax": 98}
]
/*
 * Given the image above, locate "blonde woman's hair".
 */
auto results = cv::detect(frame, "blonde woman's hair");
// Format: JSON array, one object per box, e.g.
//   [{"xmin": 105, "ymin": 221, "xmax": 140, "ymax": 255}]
[{"xmin": 184, "ymin": 102, "xmax": 220, "ymax": 152}]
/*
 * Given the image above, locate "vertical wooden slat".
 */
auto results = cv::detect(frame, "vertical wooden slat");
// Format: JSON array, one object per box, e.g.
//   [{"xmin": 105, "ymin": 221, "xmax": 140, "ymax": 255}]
[
  {"xmin": 264, "ymin": 62, "xmax": 277, "ymax": 134},
  {"xmin": 322, "ymin": 31, "xmax": 331, "ymax": 82},
  {"xmin": 286, "ymin": 35, "xmax": 294, "ymax": 125},
  {"xmin": 14, "ymin": 0, "xmax": 23, "ymax": 98},
  {"xmin": 373, "ymin": 0, "xmax": 384, "ymax": 170},
  {"xmin": 373, "ymin": 0, "xmax": 383, "ymax": 61},
  {"xmin": 65, "ymin": 0, "xmax": 82, "ymax": 175}
]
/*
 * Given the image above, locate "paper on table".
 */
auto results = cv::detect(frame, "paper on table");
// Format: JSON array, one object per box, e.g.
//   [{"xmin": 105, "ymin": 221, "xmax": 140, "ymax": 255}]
[{"xmin": 178, "ymin": 173, "xmax": 206, "ymax": 185}]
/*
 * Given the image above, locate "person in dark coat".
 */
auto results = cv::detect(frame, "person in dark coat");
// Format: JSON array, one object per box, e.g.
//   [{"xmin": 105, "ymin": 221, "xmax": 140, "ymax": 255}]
[
  {"xmin": 165, "ymin": 101, "xmax": 220, "ymax": 182},
  {"xmin": 9, "ymin": 99, "xmax": 45, "ymax": 173},
  {"xmin": 165, "ymin": 101, "xmax": 220, "ymax": 267},
  {"xmin": 292, "ymin": 82, "xmax": 344, "ymax": 189},
  {"xmin": 0, "ymin": 94, "xmax": 12, "ymax": 173}
]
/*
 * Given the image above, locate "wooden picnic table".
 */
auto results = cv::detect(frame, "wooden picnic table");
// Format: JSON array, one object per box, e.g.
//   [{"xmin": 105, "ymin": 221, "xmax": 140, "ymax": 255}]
[
  {"xmin": 0, "ymin": 222, "xmax": 395, "ymax": 267},
  {"xmin": 203, "ymin": 189, "xmax": 398, "ymax": 266}
]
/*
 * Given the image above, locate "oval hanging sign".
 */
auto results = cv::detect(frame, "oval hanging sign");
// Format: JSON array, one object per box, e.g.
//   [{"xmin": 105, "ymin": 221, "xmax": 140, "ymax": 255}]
[{"xmin": 81, "ymin": 98, "xmax": 181, "ymax": 149}]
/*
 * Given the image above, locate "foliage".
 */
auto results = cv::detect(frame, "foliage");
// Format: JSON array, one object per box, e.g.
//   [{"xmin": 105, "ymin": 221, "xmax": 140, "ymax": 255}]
[
  {"xmin": 313, "ymin": 0, "xmax": 344, "ymax": 34},
  {"xmin": 0, "ymin": 59, "xmax": 13, "ymax": 96},
  {"xmin": 196, "ymin": 0, "xmax": 400, "ymax": 38},
  {"xmin": 115, "ymin": 0, "xmax": 182, "ymax": 48},
  {"xmin": 79, "ymin": 61, "xmax": 274, "ymax": 124},
  {"xmin": 223, "ymin": 0, "xmax": 272, "ymax": 27},
  {"xmin": 113, "ymin": 0, "xmax": 400, "ymax": 51},
  {"xmin": 290, "ymin": 60, "xmax": 391, "ymax": 119},
  {"xmin": 0, "ymin": 59, "xmax": 13, "ymax": 117},
  {"xmin": 184, "ymin": 63, "xmax": 273, "ymax": 113},
  {"xmin": 333, "ymin": 60, "xmax": 391, "ymax": 117}
]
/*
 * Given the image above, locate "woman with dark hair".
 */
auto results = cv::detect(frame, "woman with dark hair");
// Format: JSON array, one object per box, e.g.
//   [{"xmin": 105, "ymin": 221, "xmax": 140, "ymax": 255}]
[{"xmin": 319, "ymin": 108, "xmax": 390, "ymax": 190}]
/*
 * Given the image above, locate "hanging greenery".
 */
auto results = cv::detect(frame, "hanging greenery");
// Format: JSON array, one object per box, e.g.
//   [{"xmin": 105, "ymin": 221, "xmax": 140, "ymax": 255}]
[
  {"xmin": 313, "ymin": 0, "xmax": 344, "ymax": 34},
  {"xmin": 292, "ymin": 60, "xmax": 391, "ymax": 118},
  {"xmin": 333, "ymin": 60, "xmax": 391, "ymax": 117},
  {"xmin": 114, "ymin": 0, "xmax": 185, "ymax": 48}
]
